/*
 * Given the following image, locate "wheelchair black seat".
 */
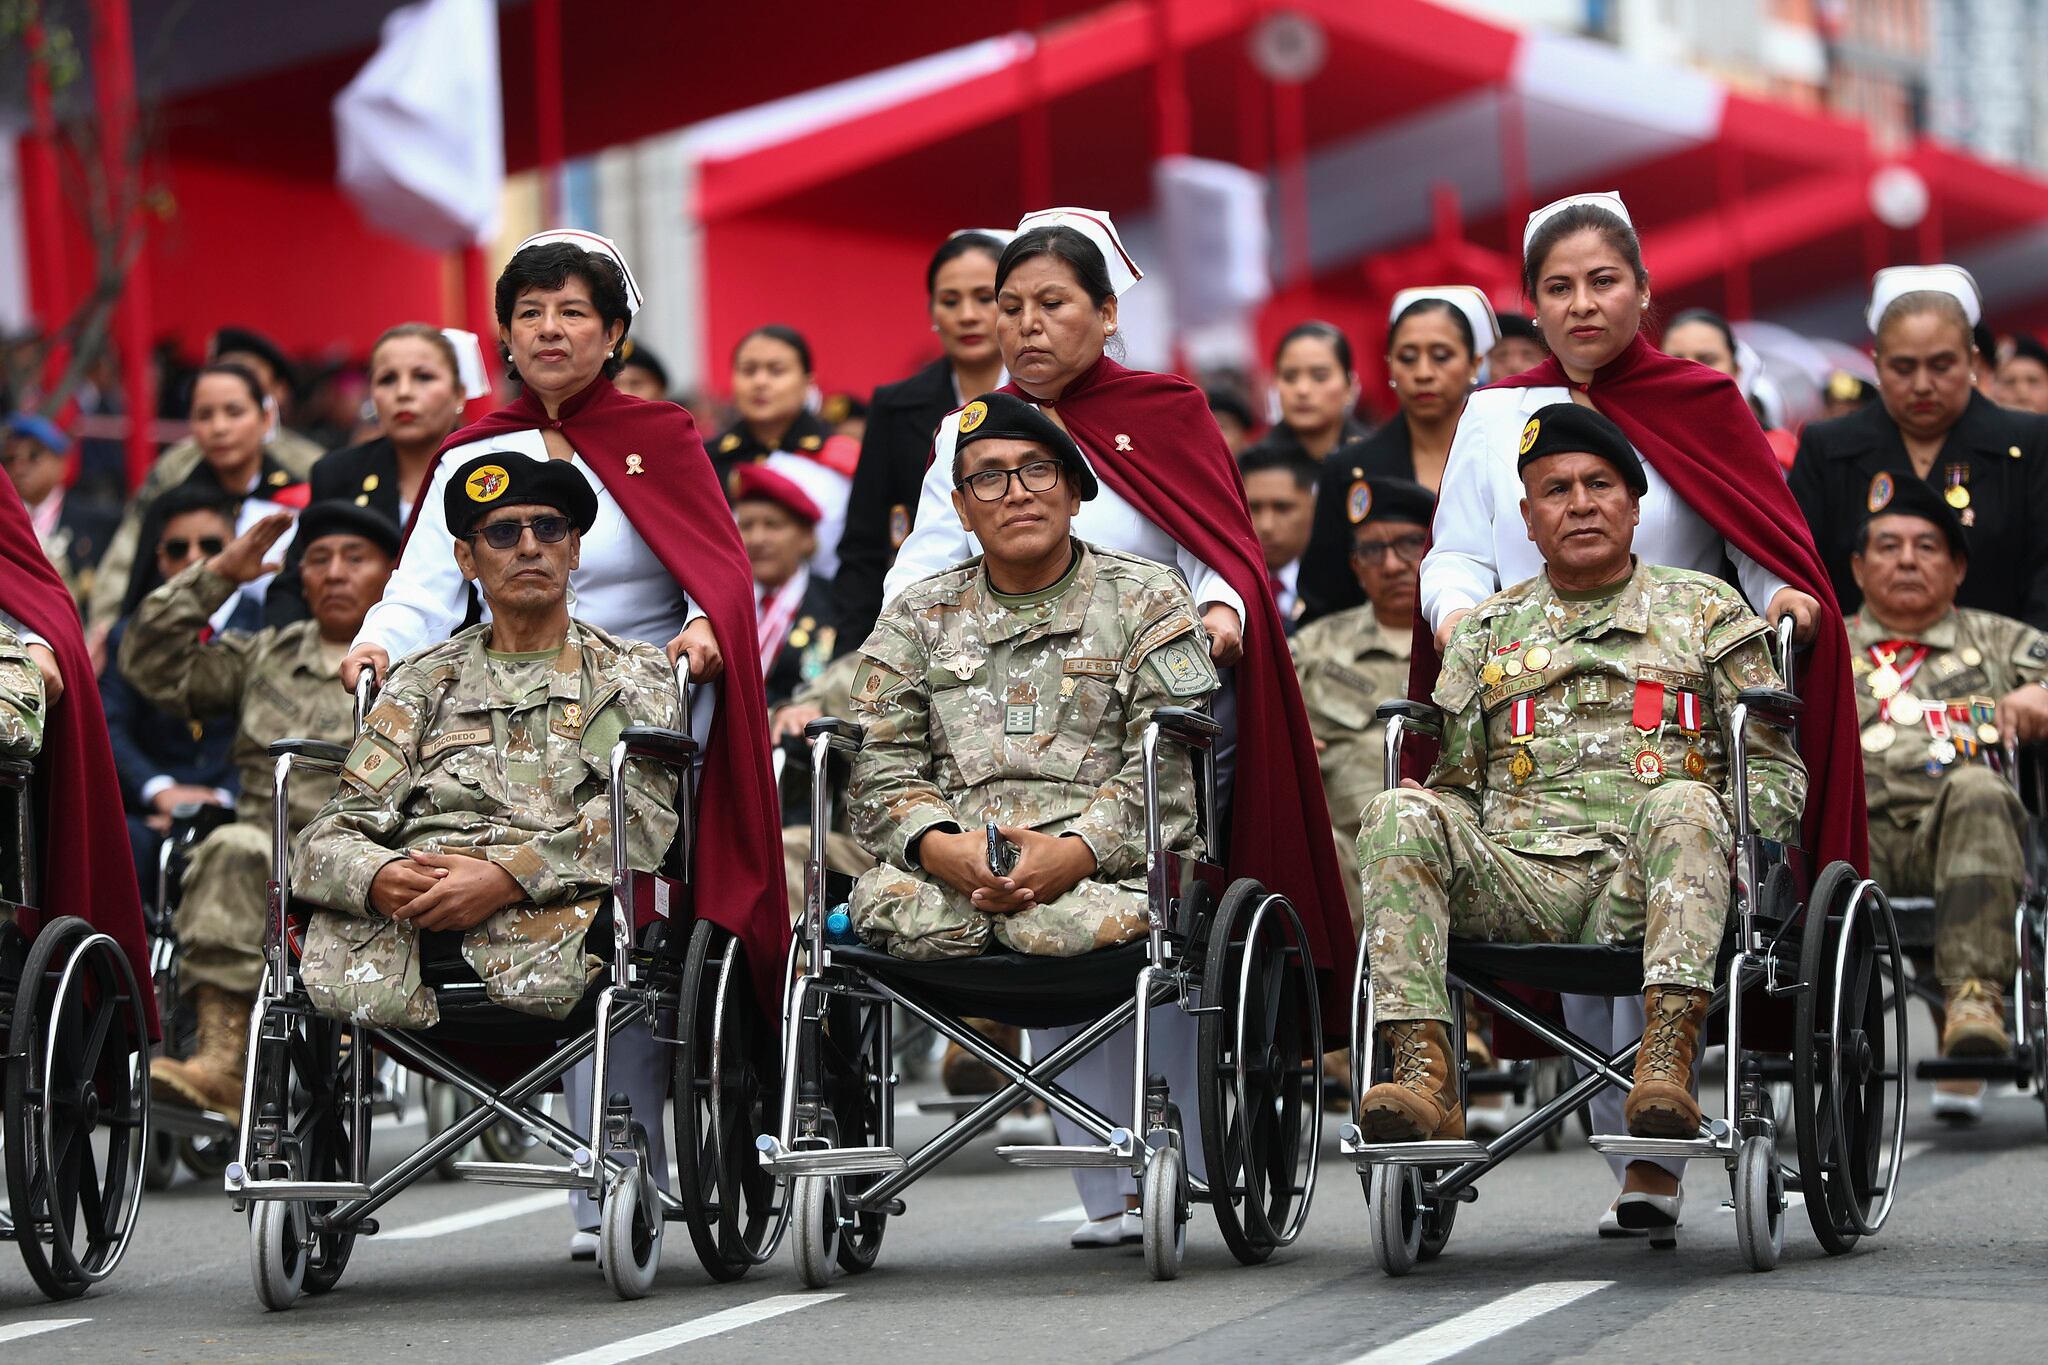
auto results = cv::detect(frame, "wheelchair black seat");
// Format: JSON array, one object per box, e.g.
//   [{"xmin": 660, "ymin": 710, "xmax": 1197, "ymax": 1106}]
[
  {"xmin": 1448, "ymin": 939, "xmax": 1647, "ymax": 997},
  {"xmin": 829, "ymin": 940, "xmax": 1155, "ymax": 1030},
  {"xmin": 406, "ymin": 901, "xmax": 637, "ymax": 1046}
]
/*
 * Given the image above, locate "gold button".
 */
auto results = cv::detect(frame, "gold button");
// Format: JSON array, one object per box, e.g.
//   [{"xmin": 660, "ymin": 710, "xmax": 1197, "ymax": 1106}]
[{"xmin": 363, "ymin": 474, "xmax": 380, "ymax": 491}]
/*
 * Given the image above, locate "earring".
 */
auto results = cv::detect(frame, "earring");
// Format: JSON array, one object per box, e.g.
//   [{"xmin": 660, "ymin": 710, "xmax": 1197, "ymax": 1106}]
[{"xmin": 1106, "ymin": 325, "xmax": 1117, "ymax": 336}]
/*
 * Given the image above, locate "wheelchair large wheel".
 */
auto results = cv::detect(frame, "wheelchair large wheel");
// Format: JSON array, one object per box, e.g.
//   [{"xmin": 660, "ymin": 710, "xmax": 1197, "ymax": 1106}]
[
  {"xmin": 3, "ymin": 917, "xmax": 150, "ymax": 1300},
  {"xmin": 1196, "ymin": 879, "xmax": 1321, "ymax": 1265},
  {"xmin": 673, "ymin": 919, "xmax": 788, "ymax": 1282},
  {"xmin": 1794, "ymin": 862, "xmax": 1909, "ymax": 1255},
  {"xmin": 243, "ymin": 1003, "xmax": 364, "ymax": 1307}
]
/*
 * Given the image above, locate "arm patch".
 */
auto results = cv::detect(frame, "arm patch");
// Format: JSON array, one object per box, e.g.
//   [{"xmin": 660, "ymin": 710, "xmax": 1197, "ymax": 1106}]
[
  {"xmin": 342, "ymin": 730, "xmax": 408, "ymax": 793},
  {"xmin": 1146, "ymin": 636, "xmax": 1218, "ymax": 698}
]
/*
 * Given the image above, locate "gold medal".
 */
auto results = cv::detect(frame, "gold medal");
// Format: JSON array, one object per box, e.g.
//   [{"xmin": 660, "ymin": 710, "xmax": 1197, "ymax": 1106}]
[
  {"xmin": 1524, "ymin": 645, "xmax": 1552, "ymax": 671},
  {"xmin": 1631, "ymin": 748, "xmax": 1665, "ymax": 785},
  {"xmin": 1867, "ymin": 665, "xmax": 1901, "ymax": 700},
  {"xmin": 1683, "ymin": 748, "xmax": 1706, "ymax": 779},
  {"xmin": 1503, "ymin": 658, "xmax": 1525, "ymax": 678},
  {"xmin": 1946, "ymin": 483, "xmax": 1971, "ymax": 509},
  {"xmin": 1479, "ymin": 661, "xmax": 1505, "ymax": 686},
  {"xmin": 1960, "ymin": 647, "xmax": 1983, "ymax": 667},
  {"xmin": 1977, "ymin": 722, "xmax": 2001, "ymax": 745},
  {"xmin": 1508, "ymin": 748, "xmax": 1536, "ymax": 784},
  {"xmin": 1887, "ymin": 691, "xmax": 1923, "ymax": 726},
  {"xmin": 1861, "ymin": 722, "xmax": 1896, "ymax": 754}
]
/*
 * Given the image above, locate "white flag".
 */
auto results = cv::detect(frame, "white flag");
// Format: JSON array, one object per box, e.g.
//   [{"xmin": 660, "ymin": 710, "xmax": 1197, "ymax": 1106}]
[{"xmin": 334, "ymin": 0, "xmax": 504, "ymax": 249}]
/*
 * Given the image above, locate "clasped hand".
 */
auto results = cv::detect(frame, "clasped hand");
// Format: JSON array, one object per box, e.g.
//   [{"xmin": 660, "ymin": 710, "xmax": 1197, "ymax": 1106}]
[
  {"xmin": 369, "ymin": 851, "xmax": 523, "ymax": 932},
  {"xmin": 918, "ymin": 826, "xmax": 1097, "ymax": 914}
]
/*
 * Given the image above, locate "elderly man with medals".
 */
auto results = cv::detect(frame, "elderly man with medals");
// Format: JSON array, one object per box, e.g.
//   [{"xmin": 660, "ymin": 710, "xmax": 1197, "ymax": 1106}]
[
  {"xmin": 1353, "ymin": 403, "xmax": 1806, "ymax": 1150},
  {"xmin": 1845, "ymin": 471, "xmax": 2048, "ymax": 1119}
]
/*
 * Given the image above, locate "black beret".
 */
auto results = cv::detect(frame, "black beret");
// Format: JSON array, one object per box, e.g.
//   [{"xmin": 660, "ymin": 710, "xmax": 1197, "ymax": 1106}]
[
  {"xmin": 1515, "ymin": 402, "xmax": 1647, "ymax": 495},
  {"xmin": 445, "ymin": 453, "xmax": 600, "ymax": 538},
  {"xmin": 1858, "ymin": 470, "xmax": 1967, "ymax": 558},
  {"xmin": 617, "ymin": 339, "xmax": 669, "ymax": 391},
  {"xmin": 210, "ymin": 326, "xmax": 294, "ymax": 387},
  {"xmin": 1348, "ymin": 476, "xmax": 1435, "ymax": 529},
  {"xmin": 296, "ymin": 500, "xmax": 401, "ymax": 559},
  {"xmin": 1495, "ymin": 312, "xmax": 1541, "ymax": 342},
  {"xmin": 2008, "ymin": 334, "xmax": 2048, "ymax": 372},
  {"xmin": 954, "ymin": 391, "xmax": 1098, "ymax": 500}
]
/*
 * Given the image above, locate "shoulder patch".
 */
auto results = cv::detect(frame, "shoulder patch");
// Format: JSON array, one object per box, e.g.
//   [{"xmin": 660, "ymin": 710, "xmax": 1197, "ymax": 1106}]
[
  {"xmin": 850, "ymin": 660, "xmax": 911, "ymax": 709},
  {"xmin": 1127, "ymin": 612, "xmax": 1197, "ymax": 669},
  {"xmin": 342, "ymin": 730, "xmax": 407, "ymax": 793},
  {"xmin": 1703, "ymin": 611, "xmax": 1771, "ymax": 665},
  {"xmin": 1147, "ymin": 636, "xmax": 1217, "ymax": 698}
]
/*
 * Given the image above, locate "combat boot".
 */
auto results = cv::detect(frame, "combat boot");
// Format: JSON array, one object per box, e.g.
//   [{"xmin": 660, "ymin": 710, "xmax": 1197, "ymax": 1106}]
[
  {"xmin": 1356, "ymin": 1020, "xmax": 1464, "ymax": 1142},
  {"xmin": 151, "ymin": 984, "xmax": 252, "ymax": 1117},
  {"xmin": 1625, "ymin": 985, "xmax": 1710, "ymax": 1137},
  {"xmin": 941, "ymin": 1019, "xmax": 1021, "ymax": 1095},
  {"xmin": 1941, "ymin": 980, "xmax": 2010, "ymax": 1058}
]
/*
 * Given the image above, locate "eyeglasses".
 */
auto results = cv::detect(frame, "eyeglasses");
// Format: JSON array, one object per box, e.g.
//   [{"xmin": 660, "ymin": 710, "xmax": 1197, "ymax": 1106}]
[
  {"xmin": 161, "ymin": 537, "xmax": 226, "ymax": 560},
  {"xmin": 957, "ymin": 459, "xmax": 1062, "ymax": 503},
  {"xmin": 465, "ymin": 515, "xmax": 573, "ymax": 550},
  {"xmin": 1351, "ymin": 532, "xmax": 1429, "ymax": 565}
]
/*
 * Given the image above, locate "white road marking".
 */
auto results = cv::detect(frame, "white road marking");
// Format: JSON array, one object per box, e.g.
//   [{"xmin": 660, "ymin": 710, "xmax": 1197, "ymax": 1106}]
[
  {"xmin": 0, "ymin": 1318, "xmax": 89, "ymax": 1345},
  {"xmin": 1341, "ymin": 1281, "xmax": 1612, "ymax": 1365},
  {"xmin": 544, "ymin": 1294, "xmax": 841, "ymax": 1365},
  {"xmin": 1036, "ymin": 1203, "xmax": 1088, "ymax": 1223},
  {"xmin": 382, "ymin": 1191, "xmax": 562, "ymax": 1240}
]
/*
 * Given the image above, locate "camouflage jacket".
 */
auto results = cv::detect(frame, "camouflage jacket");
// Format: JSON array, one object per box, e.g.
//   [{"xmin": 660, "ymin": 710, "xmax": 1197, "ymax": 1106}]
[
  {"xmin": 120, "ymin": 561, "xmax": 357, "ymax": 827},
  {"xmin": 1432, "ymin": 558, "xmax": 1806, "ymax": 852},
  {"xmin": 849, "ymin": 541, "xmax": 1217, "ymax": 879},
  {"xmin": 1290, "ymin": 603, "xmax": 1412, "ymax": 843},
  {"xmin": 0, "ymin": 621, "xmax": 46, "ymax": 759},
  {"xmin": 1847, "ymin": 605, "xmax": 2048, "ymax": 830}
]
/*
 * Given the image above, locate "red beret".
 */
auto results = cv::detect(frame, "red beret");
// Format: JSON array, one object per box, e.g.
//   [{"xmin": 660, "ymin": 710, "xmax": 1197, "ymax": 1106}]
[{"xmin": 730, "ymin": 462, "xmax": 821, "ymax": 526}]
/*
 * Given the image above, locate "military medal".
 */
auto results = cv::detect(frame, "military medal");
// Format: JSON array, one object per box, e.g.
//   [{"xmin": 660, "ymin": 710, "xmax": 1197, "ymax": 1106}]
[
  {"xmin": 1888, "ymin": 691, "xmax": 1923, "ymax": 726},
  {"xmin": 1961, "ymin": 647, "xmax": 1983, "ymax": 667},
  {"xmin": 1503, "ymin": 658, "xmax": 1525, "ymax": 678},
  {"xmin": 1675, "ymin": 688, "xmax": 1705, "ymax": 778},
  {"xmin": 1480, "ymin": 661, "xmax": 1505, "ymax": 686},
  {"xmin": 1867, "ymin": 650, "xmax": 1901, "ymax": 700},
  {"xmin": 1630, "ymin": 679, "xmax": 1666, "ymax": 785},
  {"xmin": 1507, "ymin": 696, "xmax": 1537, "ymax": 784},
  {"xmin": 1944, "ymin": 464, "xmax": 1970, "ymax": 510},
  {"xmin": 1926, "ymin": 707, "xmax": 1956, "ymax": 765},
  {"xmin": 1862, "ymin": 722, "xmax": 1896, "ymax": 754},
  {"xmin": 1523, "ymin": 645, "xmax": 1552, "ymax": 672}
]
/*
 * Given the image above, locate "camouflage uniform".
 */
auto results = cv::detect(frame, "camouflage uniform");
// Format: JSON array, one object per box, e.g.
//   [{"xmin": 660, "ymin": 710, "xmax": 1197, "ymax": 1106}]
[
  {"xmin": 1849, "ymin": 606, "xmax": 2045, "ymax": 990},
  {"xmin": 291, "ymin": 621, "xmax": 682, "ymax": 1026},
  {"xmin": 0, "ymin": 622, "xmax": 46, "ymax": 759},
  {"xmin": 1359, "ymin": 560, "xmax": 1806, "ymax": 1023},
  {"xmin": 121, "ymin": 562, "xmax": 359, "ymax": 995},
  {"xmin": 847, "ymin": 541, "xmax": 1216, "ymax": 961},
  {"xmin": 777, "ymin": 650, "xmax": 877, "ymax": 924},
  {"xmin": 1290, "ymin": 604, "xmax": 1411, "ymax": 929}
]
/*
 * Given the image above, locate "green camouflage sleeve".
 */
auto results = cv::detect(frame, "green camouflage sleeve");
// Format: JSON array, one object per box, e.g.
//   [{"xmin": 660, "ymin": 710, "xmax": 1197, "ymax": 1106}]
[
  {"xmin": 481, "ymin": 654, "xmax": 684, "ymax": 906},
  {"xmin": 118, "ymin": 562, "xmax": 256, "ymax": 720},
  {"xmin": 291, "ymin": 682, "xmax": 428, "ymax": 917},
  {"xmin": 1065, "ymin": 594, "xmax": 1214, "ymax": 877},
  {"xmin": 1424, "ymin": 620, "xmax": 1487, "ymax": 822},
  {"xmin": 1708, "ymin": 630, "xmax": 1807, "ymax": 844},
  {"xmin": 86, "ymin": 502, "xmax": 148, "ymax": 633},
  {"xmin": 847, "ymin": 616, "xmax": 961, "ymax": 868},
  {"xmin": 0, "ymin": 628, "xmax": 46, "ymax": 759}
]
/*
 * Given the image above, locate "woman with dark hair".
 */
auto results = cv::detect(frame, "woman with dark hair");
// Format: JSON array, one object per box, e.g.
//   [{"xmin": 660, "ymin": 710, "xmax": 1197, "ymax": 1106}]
[
  {"xmin": 1299, "ymin": 288, "xmax": 1495, "ymax": 620},
  {"xmin": 884, "ymin": 206, "xmax": 1352, "ymax": 1247},
  {"xmin": 1661, "ymin": 307, "xmax": 1795, "ymax": 469},
  {"xmin": 829, "ymin": 230, "xmax": 1009, "ymax": 654},
  {"xmin": 1791, "ymin": 266, "xmax": 2048, "ymax": 627},
  {"xmin": 1237, "ymin": 321, "xmax": 1370, "ymax": 473},
  {"xmin": 1414, "ymin": 190, "xmax": 1858, "ymax": 1241},
  {"xmin": 341, "ymin": 229, "xmax": 788, "ymax": 1261},
  {"xmin": 712, "ymin": 324, "xmax": 857, "ymax": 576}
]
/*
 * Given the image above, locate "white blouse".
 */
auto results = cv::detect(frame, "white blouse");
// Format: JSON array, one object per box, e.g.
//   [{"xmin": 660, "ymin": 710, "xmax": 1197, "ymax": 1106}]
[
  {"xmin": 1420, "ymin": 386, "xmax": 1790, "ymax": 631},
  {"xmin": 883, "ymin": 408, "xmax": 1247, "ymax": 618},
  {"xmin": 354, "ymin": 430, "xmax": 703, "ymax": 661}
]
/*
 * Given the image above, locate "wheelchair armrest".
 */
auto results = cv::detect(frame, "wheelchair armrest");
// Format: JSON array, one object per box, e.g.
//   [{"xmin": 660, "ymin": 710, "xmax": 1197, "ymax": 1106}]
[
  {"xmin": 1376, "ymin": 699, "xmax": 1445, "ymax": 739},
  {"xmin": 616, "ymin": 725, "xmax": 698, "ymax": 771},
  {"xmin": 269, "ymin": 738, "xmax": 348, "ymax": 765},
  {"xmin": 1734, "ymin": 687, "xmax": 1803, "ymax": 729},
  {"xmin": 1151, "ymin": 706, "xmax": 1223, "ymax": 751},
  {"xmin": 803, "ymin": 716, "xmax": 865, "ymax": 753}
]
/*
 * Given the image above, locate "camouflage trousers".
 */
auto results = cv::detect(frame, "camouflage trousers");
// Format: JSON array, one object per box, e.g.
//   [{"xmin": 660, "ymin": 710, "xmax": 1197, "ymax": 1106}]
[
  {"xmin": 1868, "ymin": 764, "xmax": 2024, "ymax": 990},
  {"xmin": 850, "ymin": 864, "xmax": 1151, "ymax": 962},
  {"xmin": 782, "ymin": 826, "xmax": 877, "ymax": 925},
  {"xmin": 1357, "ymin": 782, "xmax": 1731, "ymax": 1023},
  {"xmin": 177, "ymin": 821, "xmax": 271, "ymax": 995}
]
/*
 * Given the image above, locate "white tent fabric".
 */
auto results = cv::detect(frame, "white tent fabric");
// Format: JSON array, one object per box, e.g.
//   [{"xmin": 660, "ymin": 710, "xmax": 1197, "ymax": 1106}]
[{"xmin": 333, "ymin": 0, "xmax": 504, "ymax": 250}]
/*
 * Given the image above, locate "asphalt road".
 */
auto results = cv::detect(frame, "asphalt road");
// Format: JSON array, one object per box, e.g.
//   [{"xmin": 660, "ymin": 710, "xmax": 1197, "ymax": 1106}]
[{"xmin": 2, "ymin": 1014, "xmax": 2043, "ymax": 1364}]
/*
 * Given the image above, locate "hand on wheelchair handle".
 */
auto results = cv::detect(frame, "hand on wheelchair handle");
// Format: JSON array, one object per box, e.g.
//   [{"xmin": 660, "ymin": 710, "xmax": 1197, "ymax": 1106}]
[
  {"xmin": 342, "ymin": 644, "xmax": 390, "ymax": 692},
  {"xmin": 1996, "ymin": 683, "xmax": 2048, "ymax": 747},
  {"xmin": 1200, "ymin": 603, "xmax": 1243, "ymax": 666},
  {"xmin": 1765, "ymin": 587, "xmax": 1820, "ymax": 646},
  {"xmin": 666, "ymin": 617, "xmax": 724, "ymax": 684}
]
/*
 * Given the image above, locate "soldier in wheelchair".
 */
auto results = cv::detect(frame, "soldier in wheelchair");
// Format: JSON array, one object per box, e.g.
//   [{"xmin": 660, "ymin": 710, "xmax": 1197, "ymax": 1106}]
[
  {"xmin": 1355, "ymin": 406, "xmax": 1806, "ymax": 1213},
  {"xmin": 1844, "ymin": 473, "xmax": 2048, "ymax": 1120}
]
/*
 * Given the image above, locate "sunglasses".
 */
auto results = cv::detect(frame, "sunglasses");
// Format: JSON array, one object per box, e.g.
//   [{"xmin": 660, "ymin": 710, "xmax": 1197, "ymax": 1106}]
[
  {"xmin": 465, "ymin": 515, "xmax": 573, "ymax": 550},
  {"xmin": 957, "ymin": 459, "xmax": 1063, "ymax": 503},
  {"xmin": 161, "ymin": 537, "xmax": 226, "ymax": 559},
  {"xmin": 1351, "ymin": 532, "xmax": 1429, "ymax": 565}
]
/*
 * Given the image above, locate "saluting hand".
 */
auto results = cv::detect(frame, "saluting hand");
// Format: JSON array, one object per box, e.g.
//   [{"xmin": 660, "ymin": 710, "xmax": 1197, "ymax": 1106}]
[
  {"xmin": 208, "ymin": 510, "xmax": 295, "ymax": 586},
  {"xmin": 667, "ymin": 617, "xmax": 724, "ymax": 684}
]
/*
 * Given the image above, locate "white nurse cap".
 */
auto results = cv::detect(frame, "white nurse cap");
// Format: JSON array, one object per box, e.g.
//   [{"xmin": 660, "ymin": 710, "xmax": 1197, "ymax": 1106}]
[
  {"xmin": 1522, "ymin": 191, "xmax": 1633, "ymax": 257},
  {"xmin": 1866, "ymin": 263, "xmax": 1982, "ymax": 333},
  {"xmin": 1389, "ymin": 286, "xmax": 1502, "ymax": 354},
  {"xmin": 1014, "ymin": 207, "xmax": 1144, "ymax": 297},
  {"xmin": 508, "ymin": 228, "xmax": 646, "ymax": 318}
]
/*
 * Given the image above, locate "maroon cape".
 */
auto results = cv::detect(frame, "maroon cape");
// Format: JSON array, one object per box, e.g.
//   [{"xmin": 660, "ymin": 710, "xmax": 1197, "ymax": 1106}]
[
  {"xmin": 1405, "ymin": 333, "xmax": 1867, "ymax": 876},
  {"xmin": 1009, "ymin": 357, "xmax": 1357, "ymax": 1023},
  {"xmin": 401, "ymin": 376, "xmax": 790, "ymax": 1011},
  {"xmin": 0, "ymin": 493, "xmax": 158, "ymax": 1038}
]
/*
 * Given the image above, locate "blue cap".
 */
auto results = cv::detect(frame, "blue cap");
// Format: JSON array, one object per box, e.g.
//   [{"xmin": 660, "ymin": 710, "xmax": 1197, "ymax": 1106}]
[{"xmin": 5, "ymin": 412, "xmax": 70, "ymax": 456}]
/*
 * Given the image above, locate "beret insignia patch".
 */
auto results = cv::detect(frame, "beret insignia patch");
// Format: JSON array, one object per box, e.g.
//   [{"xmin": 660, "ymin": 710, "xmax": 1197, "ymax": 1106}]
[
  {"xmin": 1867, "ymin": 471, "xmax": 1894, "ymax": 513},
  {"xmin": 1347, "ymin": 480, "xmax": 1372, "ymax": 524},
  {"xmin": 959, "ymin": 400, "xmax": 988, "ymax": 434},
  {"xmin": 466, "ymin": 464, "xmax": 510, "ymax": 503},
  {"xmin": 1519, "ymin": 418, "xmax": 1540, "ymax": 455}
]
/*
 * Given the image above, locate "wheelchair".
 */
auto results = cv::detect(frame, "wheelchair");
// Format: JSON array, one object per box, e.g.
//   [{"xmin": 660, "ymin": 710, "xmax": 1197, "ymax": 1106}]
[
  {"xmin": 226, "ymin": 670, "xmax": 786, "ymax": 1307},
  {"xmin": 1345, "ymin": 621, "xmax": 1911, "ymax": 1274},
  {"xmin": 0, "ymin": 758, "xmax": 153, "ymax": 1299},
  {"xmin": 1890, "ymin": 744, "xmax": 2048, "ymax": 1130},
  {"xmin": 759, "ymin": 705, "xmax": 1323, "ymax": 1285}
]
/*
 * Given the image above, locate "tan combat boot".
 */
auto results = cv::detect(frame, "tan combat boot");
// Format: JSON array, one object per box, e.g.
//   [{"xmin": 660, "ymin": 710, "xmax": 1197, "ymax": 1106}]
[
  {"xmin": 1941, "ymin": 980, "xmax": 2010, "ymax": 1058},
  {"xmin": 1625, "ymin": 986, "xmax": 1710, "ymax": 1138},
  {"xmin": 151, "ymin": 984, "xmax": 252, "ymax": 1117},
  {"xmin": 1357, "ymin": 1020, "xmax": 1465, "ymax": 1142},
  {"xmin": 941, "ymin": 1019, "xmax": 1022, "ymax": 1096}
]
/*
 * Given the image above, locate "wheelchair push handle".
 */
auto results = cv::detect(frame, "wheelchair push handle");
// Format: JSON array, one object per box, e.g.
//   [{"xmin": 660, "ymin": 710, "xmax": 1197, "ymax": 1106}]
[
  {"xmin": 1772, "ymin": 614, "xmax": 1797, "ymax": 698},
  {"xmin": 1375, "ymin": 698, "xmax": 1445, "ymax": 739},
  {"xmin": 1151, "ymin": 705, "xmax": 1222, "ymax": 750},
  {"xmin": 353, "ymin": 661, "xmax": 378, "ymax": 735}
]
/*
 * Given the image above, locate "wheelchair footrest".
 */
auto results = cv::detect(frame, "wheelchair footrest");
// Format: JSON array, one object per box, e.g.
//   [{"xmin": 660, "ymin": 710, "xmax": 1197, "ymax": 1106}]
[
  {"xmin": 227, "ymin": 1176, "xmax": 372, "ymax": 1200},
  {"xmin": 1915, "ymin": 1055, "xmax": 2026, "ymax": 1081},
  {"xmin": 755, "ymin": 1141, "xmax": 907, "ymax": 1177},
  {"xmin": 1337, "ymin": 1130, "xmax": 1490, "ymax": 1167},
  {"xmin": 1586, "ymin": 1130, "xmax": 1729, "ymax": 1161},
  {"xmin": 915, "ymin": 1096, "xmax": 990, "ymax": 1115},
  {"xmin": 450, "ymin": 1158, "xmax": 596, "ymax": 1189},
  {"xmin": 994, "ymin": 1137, "xmax": 1137, "ymax": 1170},
  {"xmin": 150, "ymin": 1102, "xmax": 238, "ymax": 1140}
]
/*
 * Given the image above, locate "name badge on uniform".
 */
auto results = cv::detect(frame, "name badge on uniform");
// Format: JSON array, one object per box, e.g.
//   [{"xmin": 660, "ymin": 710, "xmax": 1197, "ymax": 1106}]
[{"xmin": 1004, "ymin": 703, "xmax": 1037, "ymax": 734}]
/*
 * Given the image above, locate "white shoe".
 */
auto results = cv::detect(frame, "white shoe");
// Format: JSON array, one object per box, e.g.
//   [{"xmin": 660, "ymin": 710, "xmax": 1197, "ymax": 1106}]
[
  {"xmin": 569, "ymin": 1229, "xmax": 599, "ymax": 1261},
  {"xmin": 1931, "ymin": 1082, "xmax": 1985, "ymax": 1123},
  {"xmin": 1597, "ymin": 1200, "xmax": 1646, "ymax": 1239},
  {"xmin": 1614, "ymin": 1188, "xmax": 1682, "ymax": 1232},
  {"xmin": 1069, "ymin": 1211, "xmax": 1141, "ymax": 1248}
]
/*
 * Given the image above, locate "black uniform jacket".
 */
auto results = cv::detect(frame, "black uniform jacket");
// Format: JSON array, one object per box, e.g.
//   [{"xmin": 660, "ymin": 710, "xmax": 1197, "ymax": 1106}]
[
  {"xmin": 829, "ymin": 357, "xmax": 958, "ymax": 655},
  {"xmin": 710, "ymin": 409, "xmax": 842, "ymax": 487},
  {"xmin": 762, "ymin": 572, "xmax": 837, "ymax": 709},
  {"xmin": 1299, "ymin": 416, "xmax": 1412, "ymax": 626},
  {"xmin": 1789, "ymin": 391, "xmax": 2048, "ymax": 627}
]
